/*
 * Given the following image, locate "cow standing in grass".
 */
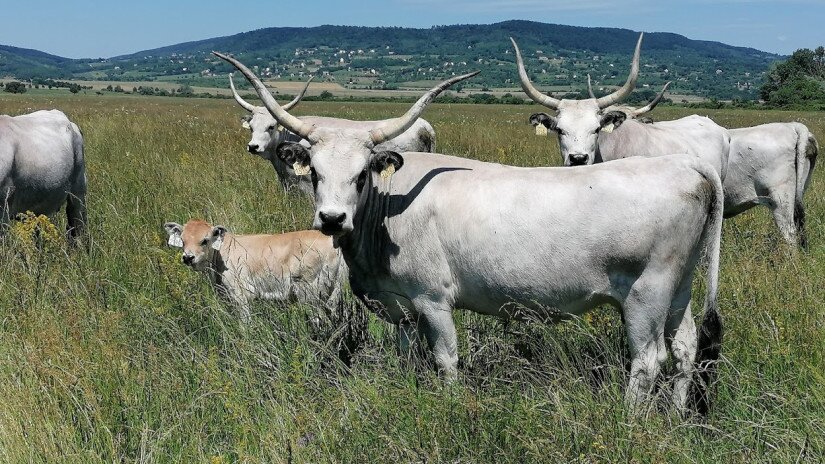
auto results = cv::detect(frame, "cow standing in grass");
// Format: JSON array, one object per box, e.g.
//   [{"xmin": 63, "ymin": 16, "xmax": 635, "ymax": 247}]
[
  {"xmin": 218, "ymin": 50, "xmax": 725, "ymax": 415},
  {"xmin": 229, "ymin": 74, "xmax": 437, "ymax": 200},
  {"xmin": 0, "ymin": 109, "xmax": 87, "ymax": 244},
  {"xmin": 557, "ymin": 79, "xmax": 820, "ymax": 249},
  {"xmin": 515, "ymin": 35, "xmax": 731, "ymax": 182}
]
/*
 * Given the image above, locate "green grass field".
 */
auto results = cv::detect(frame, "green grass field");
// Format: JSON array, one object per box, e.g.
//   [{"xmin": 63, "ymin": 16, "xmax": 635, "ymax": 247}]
[{"xmin": 0, "ymin": 93, "xmax": 822, "ymax": 463}]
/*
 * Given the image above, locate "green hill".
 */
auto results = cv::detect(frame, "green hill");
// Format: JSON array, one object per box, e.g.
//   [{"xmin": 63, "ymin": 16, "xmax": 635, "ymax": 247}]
[{"xmin": 1, "ymin": 21, "xmax": 782, "ymax": 99}]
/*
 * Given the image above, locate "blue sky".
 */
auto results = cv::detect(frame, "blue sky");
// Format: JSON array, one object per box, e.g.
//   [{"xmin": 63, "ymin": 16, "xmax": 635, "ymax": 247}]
[{"xmin": 0, "ymin": 0, "xmax": 821, "ymax": 58}]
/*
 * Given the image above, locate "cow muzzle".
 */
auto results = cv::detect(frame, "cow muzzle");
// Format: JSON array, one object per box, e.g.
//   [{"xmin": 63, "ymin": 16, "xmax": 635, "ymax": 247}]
[
  {"xmin": 316, "ymin": 210, "xmax": 350, "ymax": 235},
  {"xmin": 247, "ymin": 143, "xmax": 261, "ymax": 154},
  {"xmin": 568, "ymin": 153, "xmax": 589, "ymax": 166}
]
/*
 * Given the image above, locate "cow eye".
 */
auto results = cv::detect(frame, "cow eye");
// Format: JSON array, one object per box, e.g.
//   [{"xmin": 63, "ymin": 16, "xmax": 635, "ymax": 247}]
[
  {"xmin": 268, "ymin": 125, "xmax": 276, "ymax": 131},
  {"xmin": 200, "ymin": 239, "xmax": 208, "ymax": 246},
  {"xmin": 356, "ymin": 170, "xmax": 367, "ymax": 192}
]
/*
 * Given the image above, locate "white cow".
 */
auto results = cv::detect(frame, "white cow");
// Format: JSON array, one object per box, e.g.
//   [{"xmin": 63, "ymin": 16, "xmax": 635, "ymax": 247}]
[
  {"xmin": 514, "ymin": 35, "xmax": 731, "ymax": 181},
  {"xmin": 0, "ymin": 109, "xmax": 87, "ymax": 243},
  {"xmin": 164, "ymin": 219, "xmax": 347, "ymax": 323},
  {"xmin": 229, "ymin": 74, "xmax": 437, "ymax": 199},
  {"xmin": 563, "ymin": 85, "xmax": 820, "ymax": 248},
  {"xmin": 218, "ymin": 51, "xmax": 725, "ymax": 414}
]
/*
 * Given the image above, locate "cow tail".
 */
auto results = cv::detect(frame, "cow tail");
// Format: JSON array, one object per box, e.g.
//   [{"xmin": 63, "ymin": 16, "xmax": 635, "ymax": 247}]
[
  {"xmin": 66, "ymin": 123, "xmax": 88, "ymax": 244},
  {"xmin": 793, "ymin": 124, "xmax": 818, "ymax": 249},
  {"xmin": 692, "ymin": 161, "xmax": 724, "ymax": 416}
]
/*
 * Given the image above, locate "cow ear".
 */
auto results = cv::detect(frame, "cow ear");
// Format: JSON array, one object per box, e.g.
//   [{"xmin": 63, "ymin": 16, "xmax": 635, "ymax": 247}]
[
  {"xmin": 370, "ymin": 151, "xmax": 404, "ymax": 179},
  {"xmin": 163, "ymin": 222, "xmax": 183, "ymax": 248},
  {"xmin": 599, "ymin": 111, "xmax": 627, "ymax": 133},
  {"xmin": 210, "ymin": 226, "xmax": 227, "ymax": 250},
  {"xmin": 529, "ymin": 112, "xmax": 557, "ymax": 129},
  {"xmin": 276, "ymin": 142, "xmax": 311, "ymax": 176},
  {"xmin": 240, "ymin": 115, "xmax": 251, "ymax": 129}
]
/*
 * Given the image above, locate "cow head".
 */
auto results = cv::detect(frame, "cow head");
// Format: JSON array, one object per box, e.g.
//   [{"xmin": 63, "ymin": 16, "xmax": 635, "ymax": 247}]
[
  {"xmin": 512, "ymin": 34, "xmax": 643, "ymax": 166},
  {"xmin": 230, "ymin": 73, "xmax": 312, "ymax": 157},
  {"xmin": 215, "ymin": 51, "xmax": 478, "ymax": 236},
  {"xmin": 164, "ymin": 219, "xmax": 227, "ymax": 270}
]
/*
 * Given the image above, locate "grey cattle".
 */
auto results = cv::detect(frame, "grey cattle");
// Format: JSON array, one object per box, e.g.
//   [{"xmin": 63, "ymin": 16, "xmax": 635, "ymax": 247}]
[
  {"xmin": 726, "ymin": 123, "xmax": 818, "ymax": 248},
  {"xmin": 514, "ymin": 36, "xmax": 731, "ymax": 181},
  {"xmin": 229, "ymin": 74, "xmax": 436, "ymax": 198},
  {"xmin": 218, "ymin": 51, "xmax": 725, "ymax": 414},
  {"xmin": 0, "ymin": 109, "xmax": 87, "ymax": 243},
  {"xmin": 559, "ymin": 85, "xmax": 820, "ymax": 248}
]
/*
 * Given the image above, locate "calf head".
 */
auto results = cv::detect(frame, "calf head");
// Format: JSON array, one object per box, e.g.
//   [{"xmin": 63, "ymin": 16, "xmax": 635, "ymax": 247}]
[
  {"xmin": 513, "ymin": 34, "xmax": 642, "ymax": 166},
  {"xmin": 215, "ymin": 51, "xmax": 477, "ymax": 236},
  {"xmin": 164, "ymin": 219, "xmax": 227, "ymax": 270},
  {"xmin": 230, "ymin": 73, "xmax": 312, "ymax": 156}
]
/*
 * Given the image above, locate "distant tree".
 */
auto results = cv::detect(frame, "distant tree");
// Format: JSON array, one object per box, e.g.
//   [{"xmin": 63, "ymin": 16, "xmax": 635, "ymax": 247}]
[
  {"xmin": 69, "ymin": 83, "xmax": 81, "ymax": 94},
  {"xmin": 177, "ymin": 84, "xmax": 194, "ymax": 97},
  {"xmin": 4, "ymin": 81, "xmax": 27, "ymax": 94},
  {"xmin": 761, "ymin": 47, "xmax": 825, "ymax": 108},
  {"xmin": 113, "ymin": 85, "xmax": 124, "ymax": 93},
  {"xmin": 318, "ymin": 90, "xmax": 334, "ymax": 100}
]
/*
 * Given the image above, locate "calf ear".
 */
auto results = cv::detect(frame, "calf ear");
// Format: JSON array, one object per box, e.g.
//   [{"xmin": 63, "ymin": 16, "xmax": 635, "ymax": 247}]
[
  {"xmin": 276, "ymin": 142, "xmax": 311, "ymax": 176},
  {"xmin": 599, "ymin": 111, "xmax": 627, "ymax": 133},
  {"xmin": 240, "ymin": 115, "xmax": 251, "ymax": 130},
  {"xmin": 210, "ymin": 225, "xmax": 227, "ymax": 251},
  {"xmin": 163, "ymin": 222, "xmax": 183, "ymax": 248},
  {"xmin": 370, "ymin": 151, "xmax": 404, "ymax": 179}
]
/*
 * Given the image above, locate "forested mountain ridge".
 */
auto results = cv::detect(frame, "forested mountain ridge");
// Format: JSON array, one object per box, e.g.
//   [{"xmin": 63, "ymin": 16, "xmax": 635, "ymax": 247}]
[{"xmin": 1, "ymin": 21, "xmax": 782, "ymax": 99}]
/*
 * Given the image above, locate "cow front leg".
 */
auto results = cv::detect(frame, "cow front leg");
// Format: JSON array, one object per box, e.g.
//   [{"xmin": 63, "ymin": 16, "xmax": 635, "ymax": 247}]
[{"xmin": 413, "ymin": 295, "xmax": 458, "ymax": 381}]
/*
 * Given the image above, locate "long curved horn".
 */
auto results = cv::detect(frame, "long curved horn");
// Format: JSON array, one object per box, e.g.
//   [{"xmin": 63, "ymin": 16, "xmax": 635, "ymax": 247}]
[
  {"xmin": 587, "ymin": 74, "xmax": 596, "ymax": 99},
  {"xmin": 369, "ymin": 71, "xmax": 480, "ymax": 145},
  {"xmin": 595, "ymin": 33, "xmax": 643, "ymax": 109},
  {"xmin": 632, "ymin": 81, "xmax": 671, "ymax": 117},
  {"xmin": 511, "ymin": 37, "xmax": 560, "ymax": 110},
  {"xmin": 282, "ymin": 76, "xmax": 314, "ymax": 111},
  {"xmin": 229, "ymin": 73, "xmax": 256, "ymax": 112},
  {"xmin": 213, "ymin": 51, "xmax": 316, "ymax": 142}
]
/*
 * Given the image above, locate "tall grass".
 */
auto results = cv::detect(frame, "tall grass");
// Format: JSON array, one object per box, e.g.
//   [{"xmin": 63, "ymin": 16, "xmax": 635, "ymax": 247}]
[{"xmin": 0, "ymin": 93, "xmax": 822, "ymax": 462}]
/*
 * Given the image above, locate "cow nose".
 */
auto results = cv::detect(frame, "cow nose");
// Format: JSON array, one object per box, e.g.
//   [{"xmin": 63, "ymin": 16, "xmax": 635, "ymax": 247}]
[
  {"xmin": 247, "ymin": 144, "xmax": 259, "ymax": 153},
  {"xmin": 569, "ymin": 153, "xmax": 589, "ymax": 166},
  {"xmin": 182, "ymin": 254, "xmax": 194, "ymax": 265},
  {"xmin": 319, "ymin": 211, "xmax": 346, "ymax": 226}
]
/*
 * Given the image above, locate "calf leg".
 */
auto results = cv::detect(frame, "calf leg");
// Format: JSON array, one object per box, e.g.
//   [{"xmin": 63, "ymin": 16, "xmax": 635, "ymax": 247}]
[{"xmin": 414, "ymin": 295, "xmax": 459, "ymax": 381}]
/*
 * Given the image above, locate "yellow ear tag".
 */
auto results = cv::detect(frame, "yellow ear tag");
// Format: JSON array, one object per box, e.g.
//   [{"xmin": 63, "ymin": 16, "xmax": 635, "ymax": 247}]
[
  {"xmin": 241, "ymin": 120, "xmax": 251, "ymax": 129},
  {"xmin": 277, "ymin": 125, "xmax": 285, "ymax": 133},
  {"xmin": 535, "ymin": 124, "xmax": 548, "ymax": 136},
  {"xmin": 293, "ymin": 162, "xmax": 311, "ymax": 176},
  {"xmin": 380, "ymin": 164, "xmax": 396, "ymax": 180},
  {"xmin": 601, "ymin": 123, "xmax": 615, "ymax": 134}
]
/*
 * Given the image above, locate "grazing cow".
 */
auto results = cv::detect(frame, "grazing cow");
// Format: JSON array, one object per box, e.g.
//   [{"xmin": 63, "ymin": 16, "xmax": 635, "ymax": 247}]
[
  {"xmin": 218, "ymin": 51, "xmax": 724, "ymax": 414},
  {"xmin": 0, "ymin": 109, "xmax": 87, "ymax": 243},
  {"xmin": 563, "ymin": 83, "xmax": 820, "ymax": 248},
  {"xmin": 164, "ymin": 219, "xmax": 347, "ymax": 323},
  {"xmin": 726, "ymin": 123, "xmax": 818, "ymax": 248},
  {"xmin": 229, "ymin": 74, "xmax": 437, "ymax": 199},
  {"xmin": 513, "ymin": 35, "xmax": 731, "ymax": 181}
]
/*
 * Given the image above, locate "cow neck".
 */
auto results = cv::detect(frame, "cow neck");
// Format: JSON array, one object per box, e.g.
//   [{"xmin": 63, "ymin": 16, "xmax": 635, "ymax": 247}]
[{"xmin": 339, "ymin": 175, "xmax": 394, "ymax": 281}]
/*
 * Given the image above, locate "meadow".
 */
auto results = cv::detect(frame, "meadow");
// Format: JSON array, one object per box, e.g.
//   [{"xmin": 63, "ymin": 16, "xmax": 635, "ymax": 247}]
[{"xmin": 0, "ymin": 92, "xmax": 822, "ymax": 463}]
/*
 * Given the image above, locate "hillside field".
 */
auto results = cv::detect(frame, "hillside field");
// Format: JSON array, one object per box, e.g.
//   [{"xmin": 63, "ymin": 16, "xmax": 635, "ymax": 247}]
[{"xmin": 0, "ymin": 92, "xmax": 822, "ymax": 462}]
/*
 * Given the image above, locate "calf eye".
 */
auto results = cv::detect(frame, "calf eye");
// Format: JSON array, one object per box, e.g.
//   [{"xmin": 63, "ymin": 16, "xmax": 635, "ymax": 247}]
[
  {"xmin": 200, "ymin": 239, "xmax": 208, "ymax": 246},
  {"xmin": 267, "ymin": 125, "xmax": 276, "ymax": 131}
]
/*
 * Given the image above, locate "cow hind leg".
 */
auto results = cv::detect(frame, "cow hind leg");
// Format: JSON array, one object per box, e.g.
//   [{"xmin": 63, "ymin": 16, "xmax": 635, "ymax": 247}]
[
  {"xmin": 666, "ymin": 296, "xmax": 696, "ymax": 414},
  {"xmin": 414, "ymin": 295, "xmax": 459, "ymax": 381},
  {"xmin": 622, "ymin": 288, "xmax": 670, "ymax": 415},
  {"xmin": 768, "ymin": 188, "xmax": 798, "ymax": 248},
  {"xmin": 66, "ymin": 180, "xmax": 88, "ymax": 247},
  {"xmin": 794, "ymin": 202, "xmax": 808, "ymax": 250}
]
